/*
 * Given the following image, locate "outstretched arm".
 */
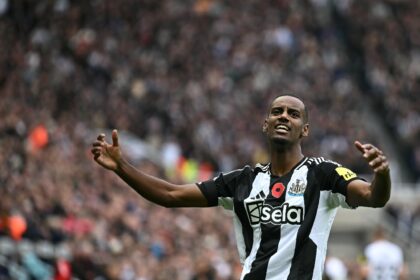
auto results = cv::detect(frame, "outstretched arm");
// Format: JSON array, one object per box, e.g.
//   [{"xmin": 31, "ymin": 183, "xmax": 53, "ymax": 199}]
[
  {"xmin": 91, "ymin": 130, "xmax": 209, "ymax": 208},
  {"xmin": 346, "ymin": 141, "xmax": 391, "ymax": 208}
]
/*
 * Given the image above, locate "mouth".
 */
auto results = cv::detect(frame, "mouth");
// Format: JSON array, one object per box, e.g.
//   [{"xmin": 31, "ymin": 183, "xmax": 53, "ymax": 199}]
[{"xmin": 274, "ymin": 124, "xmax": 290, "ymax": 133}]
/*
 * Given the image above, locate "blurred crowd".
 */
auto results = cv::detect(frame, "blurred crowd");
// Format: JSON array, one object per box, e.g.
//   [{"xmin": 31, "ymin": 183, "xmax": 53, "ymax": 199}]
[
  {"xmin": 336, "ymin": 0, "xmax": 420, "ymax": 180},
  {"xmin": 0, "ymin": 0, "xmax": 419, "ymax": 279}
]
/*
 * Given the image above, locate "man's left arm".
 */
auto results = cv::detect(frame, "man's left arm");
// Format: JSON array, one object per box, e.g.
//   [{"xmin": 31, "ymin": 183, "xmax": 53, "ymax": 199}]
[{"xmin": 346, "ymin": 141, "xmax": 391, "ymax": 208}]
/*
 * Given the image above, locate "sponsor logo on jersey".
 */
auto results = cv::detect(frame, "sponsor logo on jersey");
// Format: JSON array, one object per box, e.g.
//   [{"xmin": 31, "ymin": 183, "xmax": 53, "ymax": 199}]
[
  {"xmin": 246, "ymin": 200, "xmax": 264, "ymax": 225},
  {"xmin": 287, "ymin": 179, "xmax": 306, "ymax": 196},
  {"xmin": 245, "ymin": 201, "xmax": 304, "ymax": 226},
  {"xmin": 335, "ymin": 167, "xmax": 357, "ymax": 181}
]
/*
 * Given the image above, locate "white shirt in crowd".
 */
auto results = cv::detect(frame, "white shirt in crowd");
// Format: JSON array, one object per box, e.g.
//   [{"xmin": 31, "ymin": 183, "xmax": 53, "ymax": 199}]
[{"xmin": 365, "ymin": 239, "xmax": 404, "ymax": 280}]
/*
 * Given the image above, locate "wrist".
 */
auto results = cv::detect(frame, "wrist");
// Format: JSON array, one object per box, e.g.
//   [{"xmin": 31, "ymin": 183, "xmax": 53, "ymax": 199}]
[{"xmin": 115, "ymin": 157, "xmax": 129, "ymax": 174}]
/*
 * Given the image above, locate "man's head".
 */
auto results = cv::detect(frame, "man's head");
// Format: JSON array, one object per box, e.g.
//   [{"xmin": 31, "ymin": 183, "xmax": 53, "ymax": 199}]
[
  {"xmin": 262, "ymin": 95, "xmax": 309, "ymax": 146},
  {"xmin": 372, "ymin": 226, "xmax": 386, "ymax": 241}
]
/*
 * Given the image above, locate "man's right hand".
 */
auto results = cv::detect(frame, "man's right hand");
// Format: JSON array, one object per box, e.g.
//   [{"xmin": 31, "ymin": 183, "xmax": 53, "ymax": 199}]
[
  {"xmin": 91, "ymin": 129, "xmax": 209, "ymax": 207},
  {"xmin": 91, "ymin": 129, "xmax": 122, "ymax": 171}
]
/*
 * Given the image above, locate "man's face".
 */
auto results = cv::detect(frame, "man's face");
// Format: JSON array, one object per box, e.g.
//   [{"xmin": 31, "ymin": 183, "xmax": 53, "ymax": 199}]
[{"xmin": 263, "ymin": 96, "xmax": 309, "ymax": 145}]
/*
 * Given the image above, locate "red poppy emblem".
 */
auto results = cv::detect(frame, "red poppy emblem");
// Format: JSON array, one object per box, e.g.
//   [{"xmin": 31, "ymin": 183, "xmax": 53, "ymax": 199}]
[{"xmin": 271, "ymin": 183, "xmax": 285, "ymax": 198}]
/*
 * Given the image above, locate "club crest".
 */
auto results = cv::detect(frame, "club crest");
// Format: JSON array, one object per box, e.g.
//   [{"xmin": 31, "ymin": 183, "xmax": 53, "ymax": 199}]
[{"xmin": 288, "ymin": 179, "xmax": 306, "ymax": 196}]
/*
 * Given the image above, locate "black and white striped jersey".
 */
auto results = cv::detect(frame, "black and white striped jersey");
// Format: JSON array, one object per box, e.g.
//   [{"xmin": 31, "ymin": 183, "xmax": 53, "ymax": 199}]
[{"xmin": 197, "ymin": 157, "xmax": 363, "ymax": 280}]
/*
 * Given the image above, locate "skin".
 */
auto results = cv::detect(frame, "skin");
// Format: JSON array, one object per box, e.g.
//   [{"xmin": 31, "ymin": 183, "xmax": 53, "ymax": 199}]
[
  {"xmin": 91, "ymin": 95, "xmax": 390, "ymax": 208},
  {"xmin": 91, "ymin": 129, "xmax": 207, "ymax": 207},
  {"xmin": 262, "ymin": 96, "xmax": 309, "ymax": 176}
]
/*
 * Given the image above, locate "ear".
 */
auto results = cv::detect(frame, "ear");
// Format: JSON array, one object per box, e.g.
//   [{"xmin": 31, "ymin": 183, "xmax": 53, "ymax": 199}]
[
  {"xmin": 262, "ymin": 119, "xmax": 268, "ymax": 133},
  {"xmin": 300, "ymin": 123, "xmax": 309, "ymax": 138}
]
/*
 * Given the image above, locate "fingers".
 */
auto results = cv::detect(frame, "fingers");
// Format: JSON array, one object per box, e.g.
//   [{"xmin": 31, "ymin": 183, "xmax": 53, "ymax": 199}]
[
  {"xmin": 372, "ymin": 157, "xmax": 389, "ymax": 174},
  {"xmin": 355, "ymin": 141, "xmax": 390, "ymax": 174},
  {"xmin": 91, "ymin": 130, "xmax": 118, "ymax": 159},
  {"xmin": 92, "ymin": 133, "xmax": 107, "ymax": 158},
  {"xmin": 93, "ymin": 151, "xmax": 101, "ymax": 161},
  {"xmin": 92, "ymin": 139, "xmax": 104, "ymax": 147},
  {"xmin": 97, "ymin": 133, "xmax": 105, "ymax": 141},
  {"xmin": 364, "ymin": 146, "xmax": 383, "ymax": 160},
  {"xmin": 91, "ymin": 144, "xmax": 102, "ymax": 159},
  {"xmin": 112, "ymin": 129, "xmax": 119, "ymax": 147},
  {"xmin": 354, "ymin": 141, "xmax": 365, "ymax": 154},
  {"xmin": 370, "ymin": 157, "xmax": 389, "ymax": 174},
  {"xmin": 354, "ymin": 141, "xmax": 378, "ymax": 159}
]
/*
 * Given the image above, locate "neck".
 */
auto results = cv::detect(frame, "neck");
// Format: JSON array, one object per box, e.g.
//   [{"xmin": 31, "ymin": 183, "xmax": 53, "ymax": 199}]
[{"xmin": 269, "ymin": 143, "xmax": 304, "ymax": 177}]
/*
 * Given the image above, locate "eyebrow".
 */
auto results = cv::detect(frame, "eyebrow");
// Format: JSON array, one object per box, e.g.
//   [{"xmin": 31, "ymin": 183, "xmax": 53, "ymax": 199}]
[{"xmin": 271, "ymin": 106, "xmax": 301, "ymax": 112}]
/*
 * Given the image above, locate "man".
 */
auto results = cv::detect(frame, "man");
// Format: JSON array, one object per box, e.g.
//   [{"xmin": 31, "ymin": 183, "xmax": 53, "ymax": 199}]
[
  {"xmin": 361, "ymin": 226, "xmax": 408, "ymax": 280},
  {"xmin": 91, "ymin": 95, "xmax": 391, "ymax": 279}
]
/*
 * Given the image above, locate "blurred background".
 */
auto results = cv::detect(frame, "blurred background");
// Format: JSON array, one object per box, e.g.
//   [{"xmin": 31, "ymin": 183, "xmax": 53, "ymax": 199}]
[{"xmin": 1, "ymin": 0, "xmax": 419, "ymax": 279}]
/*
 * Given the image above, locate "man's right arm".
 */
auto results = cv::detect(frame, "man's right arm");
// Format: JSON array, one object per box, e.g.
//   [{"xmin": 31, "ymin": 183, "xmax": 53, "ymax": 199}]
[
  {"xmin": 91, "ymin": 129, "xmax": 209, "ymax": 208},
  {"xmin": 115, "ymin": 158, "xmax": 209, "ymax": 207}
]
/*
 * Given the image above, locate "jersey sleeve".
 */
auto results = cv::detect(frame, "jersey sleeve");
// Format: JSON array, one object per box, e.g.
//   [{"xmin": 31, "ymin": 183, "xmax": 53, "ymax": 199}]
[
  {"xmin": 317, "ymin": 161, "xmax": 365, "ymax": 209},
  {"xmin": 196, "ymin": 167, "xmax": 249, "ymax": 209}
]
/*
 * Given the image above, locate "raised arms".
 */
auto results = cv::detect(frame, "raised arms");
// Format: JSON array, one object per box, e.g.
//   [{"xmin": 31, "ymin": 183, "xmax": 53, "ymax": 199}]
[{"xmin": 91, "ymin": 130, "xmax": 209, "ymax": 208}]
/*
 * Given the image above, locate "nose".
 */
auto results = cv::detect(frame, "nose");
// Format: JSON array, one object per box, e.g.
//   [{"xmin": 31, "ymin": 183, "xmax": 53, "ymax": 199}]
[{"xmin": 278, "ymin": 111, "xmax": 290, "ymax": 122}]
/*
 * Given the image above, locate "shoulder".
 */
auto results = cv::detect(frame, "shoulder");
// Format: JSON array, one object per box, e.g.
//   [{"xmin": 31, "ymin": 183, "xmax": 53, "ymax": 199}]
[
  {"xmin": 367, "ymin": 240, "xmax": 401, "ymax": 251},
  {"xmin": 302, "ymin": 157, "xmax": 342, "ymax": 170},
  {"xmin": 255, "ymin": 162, "xmax": 270, "ymax": 173},
  {"xmin": 216, "ymin": 164, "xmax": 259, "ymax": 181},
  {"xmin": 386, "ymin": 241, "xmax": 403, "ymax": 254}
]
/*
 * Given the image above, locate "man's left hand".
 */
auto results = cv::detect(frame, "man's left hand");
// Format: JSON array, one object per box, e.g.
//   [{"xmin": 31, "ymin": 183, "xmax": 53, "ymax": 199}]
[{"xmin": 354, "ymin": 141, "xmax": 390, "ymax": 175}]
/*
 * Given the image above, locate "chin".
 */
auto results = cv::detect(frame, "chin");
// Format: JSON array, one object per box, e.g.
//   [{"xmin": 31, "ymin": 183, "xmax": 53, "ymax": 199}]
[{"xmin": 272, "ymin": 137, "xmax": 291, "ymax": 146}]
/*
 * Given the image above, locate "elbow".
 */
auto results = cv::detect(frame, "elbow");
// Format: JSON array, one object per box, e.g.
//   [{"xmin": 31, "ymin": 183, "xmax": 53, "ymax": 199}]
[
  {"xmin": 372, "ymin": 202, "xmax": 386, "ymax": 208},
  {"xmin": 158, "ymin": 200, "xmax": 177, "ymax": 208},
  {"xmin": 142, "ymin": 192, "xmax": 176, "ymax": 208},
  {"xmin": 159, "ymin": 196, "xmax": 176, "ymax": 208},
  {"xmin": 161, "ymin": 202, "xmax": 175, "ymax": 208},
  {"xmin": 372, "ymin": 198, "xmax": 389, "ymax": 208},
  {"xmin": 159, "ymin": 190, "xmax": 179, "ymax": 208}
]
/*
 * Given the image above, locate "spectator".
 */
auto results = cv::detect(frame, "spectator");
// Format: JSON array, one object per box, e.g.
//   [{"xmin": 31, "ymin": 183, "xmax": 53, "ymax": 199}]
[{"xmin": 361, "ymin": 226, "xmax": 408, "ymax": 280}]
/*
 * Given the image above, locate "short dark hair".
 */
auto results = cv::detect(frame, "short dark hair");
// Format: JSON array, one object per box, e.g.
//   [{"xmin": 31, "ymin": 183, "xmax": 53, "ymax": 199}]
[{"xmin": 268, "ymin": 94, "xmax": 309, "ymax": 123}]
